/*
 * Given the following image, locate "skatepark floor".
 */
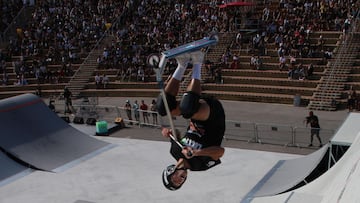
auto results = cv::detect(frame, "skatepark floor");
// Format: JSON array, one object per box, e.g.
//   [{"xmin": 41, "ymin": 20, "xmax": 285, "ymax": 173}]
[
  {"xmin": 0, "ymin": 97, "xmax": 353, "ymax": 203},
  {"xmin": 78, "ymin": 97, "xmax": 350, "ymax": 155}
]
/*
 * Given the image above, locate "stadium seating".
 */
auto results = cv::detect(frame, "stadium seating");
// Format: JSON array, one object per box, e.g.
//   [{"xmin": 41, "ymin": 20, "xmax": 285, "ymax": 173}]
[{"xmin": 0, "ymin": 0, "xmax": 358, "ymax": 111}]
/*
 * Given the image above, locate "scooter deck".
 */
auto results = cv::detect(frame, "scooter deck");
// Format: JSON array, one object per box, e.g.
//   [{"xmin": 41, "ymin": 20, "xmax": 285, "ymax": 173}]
[
  {"xmin": 162, "ymin": 37, "xmax": 217, "ymax": 59},
  {"xmin": 156, "ymin": 37, "xmax": 218, "ymax": 84}
]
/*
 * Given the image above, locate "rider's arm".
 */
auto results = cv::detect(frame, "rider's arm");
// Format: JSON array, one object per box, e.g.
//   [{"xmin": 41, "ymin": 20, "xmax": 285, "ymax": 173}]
[
  {"xmin": 183, "ymin": 146, "xmax": 224, "ymax": 160},
  {"xmin": 161, "ymin": 127, "xmax": 181, "ymax": 140}
]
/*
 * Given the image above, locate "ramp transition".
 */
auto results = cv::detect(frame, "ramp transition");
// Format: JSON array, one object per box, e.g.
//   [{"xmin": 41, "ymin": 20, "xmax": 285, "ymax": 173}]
[
  {"xmin": 249, "ymin": 132, "xmax": 360, "ymax": 203},
  {"xmin": 246, "ymin": 112, "xmax": 360, "ymax": 203},
  {"xmin": 0, "ymin": 150, "xmax": 31, "ymax": 186},
  {"xmin": 0, "ymin": 93, "xmax": 112, "ymax": 172},
  {"xmin": 242, "ymin": 143, "xmax": 329, "ymax": 202}
]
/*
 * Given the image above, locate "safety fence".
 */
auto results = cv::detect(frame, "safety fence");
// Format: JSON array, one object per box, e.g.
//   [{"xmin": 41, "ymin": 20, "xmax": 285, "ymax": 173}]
[
  {"xmin": 55, "ymin": 100, "xmax": 336, "ymax": 148},
  {"xmin": 225, "ymin": 120, "xmax": 335, "ymax": 147}
]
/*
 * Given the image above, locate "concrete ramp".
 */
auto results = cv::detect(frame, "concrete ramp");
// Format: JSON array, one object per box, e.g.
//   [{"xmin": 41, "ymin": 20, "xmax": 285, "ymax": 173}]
[
  {"xmin": 0, "ymin": 151, "xmax": 31, "ymax": 186},
  {"xmin": 242, "ymin": 143, "xmax": 329, "ymax": 201},
  {"xmin": 0, "ymin": 137, "xmax": 302, "ymax": 203},
  {"xmin": 250, "ymin": 132, "xmax": 360, "ymax": 203},
  {"xmin": 248, "ymin": 113, "xmax": 360, "ymax": 203},
  {"xmin": 0, "ymin": 93, "xmax": 112, "ymax": 172},
  {"xmin": 243, "ymin": 113, "xmax": 360, "ymax": 203},
  {"xmin": 331, "ymin": 113, "xmax": 360, "ymax": 146}
]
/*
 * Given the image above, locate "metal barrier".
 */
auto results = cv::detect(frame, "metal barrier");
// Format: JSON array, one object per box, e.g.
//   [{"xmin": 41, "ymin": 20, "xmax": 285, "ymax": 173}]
[
  {"xmin": 56, "ymin": 102, "xmax": 336, "ymax": 148},
  {"xmin": 115, "ymin": 106, "xmax": 162, "ymax": 128},
  {"xmin": 224, "ymin": 120, "xmax": 257, "ymax": 142},
  {"xmin": 256, "ymin": 123, "xmax": 294, "ymax": 146},
  {"xmin": 225, "ymin": 122, "xmax": 335, "ymax": 148}
]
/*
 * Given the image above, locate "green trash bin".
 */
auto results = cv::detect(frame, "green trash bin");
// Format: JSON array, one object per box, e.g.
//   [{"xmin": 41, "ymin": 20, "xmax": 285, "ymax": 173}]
[{"xmin": 96, "ymin": 121, "xmax": 108, "ymax": 135}]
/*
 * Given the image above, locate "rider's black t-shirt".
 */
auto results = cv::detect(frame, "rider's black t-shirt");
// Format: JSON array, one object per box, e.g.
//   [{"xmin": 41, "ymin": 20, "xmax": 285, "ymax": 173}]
[{"xmin": 170, "ymin": 96, "xmax": 225, "ymax": 171}]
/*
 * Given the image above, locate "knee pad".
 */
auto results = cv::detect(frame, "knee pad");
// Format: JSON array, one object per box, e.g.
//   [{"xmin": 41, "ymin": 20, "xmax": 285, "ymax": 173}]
[
  {"xmin": 180, "ymin": 91, "xmax": 200, "ymax": 119},
  {"xmin": 156, "ymin": 93, "xmax": 177, "ymax": 116}
]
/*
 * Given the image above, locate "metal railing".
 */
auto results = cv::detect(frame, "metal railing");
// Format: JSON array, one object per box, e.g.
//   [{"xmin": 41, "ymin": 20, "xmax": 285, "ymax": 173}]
[
  {"xmin": 308, "ymin": 11, "xmax": 360, "ymax": 110},
  {"xmin": 67, "ymin": 2, "xmax": 131, "ymax": 94},
  {"xmin": 54, "ymin": 100, "xmax": 335, "ymax": 148},
  {"xmin": 224, "ymin": 120, "xmax": 334, "ymax": 147}
]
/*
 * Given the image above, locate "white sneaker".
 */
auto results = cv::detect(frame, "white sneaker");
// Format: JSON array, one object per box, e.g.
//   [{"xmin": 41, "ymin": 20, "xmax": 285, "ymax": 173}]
[
  {"xmin": 190, "ymin": 51, "xmax": 205, "ymax": 64},
  {"xmin": 175, "ymin": 53, "xmax": 191, "ymax": 68}
]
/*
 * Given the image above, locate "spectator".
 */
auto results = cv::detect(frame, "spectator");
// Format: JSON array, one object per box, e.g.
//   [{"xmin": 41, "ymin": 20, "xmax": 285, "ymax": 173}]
[
  {"xmin": 307, "ymin": 63, "xmax": 314, "ymax": 78},
  {"xmin": 288, "ymin": 66, "xmax": 295, "ymax": 80},
  {"xmin": 133, "ymin": 100, "xmax": 140, "ymax": 123},
  {"xmin": 220, "ymin": 51, "xmax": 229, "ymax": 65},
  {"xmin": 298, "ymin": 63, "xmax": 306, "ymax": 80},
  {"xmin": 137, "ymin": 67, "xmax": 145, "ymax": 82},
  {"xmin": 95, "ymin": 73, "xmax": 101, "ymax": 89},
  {"xmin": 14, "ymin": 74, "xmax": 28, "ymax": 85},
  {"xmin": 35, "ymin": 85, "xmax": 42, "ymax": 97},
  {"xmin": 289, "ymin": 55, "xmax": 296, "ymax": 66},
  {"xmin": 324, "ymin": 49, "xmax": 333, "ymax": 59},
  {"xmin": 140, "ymin": 100, "xmax": 149, "ymax": 124},
  {"xmin": 230, "ymin": 55, "xmax": 239, "ymax": 69},
  {"xmin": 262, "ymin": 6, "xmax": 270, "ymax": 21},
  {"xmin": 102, "ymin": 75, "xmax": 109, "ymax": 89},
  {"xmin": 279, "ymin": 55, "xmax": 286, "ymax": 71},
  {"xmin": 317, "ymin": 35, "xmax": 325, "ymax": 51},
  {"xmin": 255, "ymin": 55, "xmax": 263, "ymax": 70},
  {"xmin": 343, "ymin": 17, "xmax": 351, "ymax": 42},
  {"xmin": 124, "ymin": 100, "xmax": 133, "ymax": 125},
  {"xmin": 150, "ymin": 99, "xmax": 158, "ymax": 125},
  {"xmin": 235, "ymin": 32, "xmax": 242, "ymax": 49},
  {"xmin": 97, "ymin": 55, "xmax": 104, "ymax": 69},
  {"xmin": 347, "ymin": 86, "xmax": 357, "ymax": 112},
  {"xmin": 63, "ymin": 87, "xmax": 74, "ymax": 114},
  {"xmin": 250, "ymin": 55, "xmax": 257, "ymax": 69},
  {"xmin": 214, "ymin": 66, "xmax": 223, "ymax": 84},
  {"xmin": 275, "ymin": 34, "xmax": 283, "ymax": 50}
]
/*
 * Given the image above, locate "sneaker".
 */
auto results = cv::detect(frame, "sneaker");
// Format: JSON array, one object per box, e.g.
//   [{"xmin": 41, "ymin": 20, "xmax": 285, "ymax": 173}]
[
  {"xmin": 189, "ymin": 51, "xmax": 205, "ymax": 64},
  {"xmin": 308, "ymin": 144, "xmax": 313, "ymax": 147},
  {"xmin": 175, "ymin": 53, "xmax": 191, "ymax": 67}
]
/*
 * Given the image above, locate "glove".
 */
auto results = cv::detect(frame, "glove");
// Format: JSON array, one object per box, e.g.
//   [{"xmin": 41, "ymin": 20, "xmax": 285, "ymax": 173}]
[
  {"xmin": 190, "ymin": 51, "xmax": 205, "ymax": 64},
  {"xmin": 175, "ymin": 53, "xmax": 190, "ymax": 68}
]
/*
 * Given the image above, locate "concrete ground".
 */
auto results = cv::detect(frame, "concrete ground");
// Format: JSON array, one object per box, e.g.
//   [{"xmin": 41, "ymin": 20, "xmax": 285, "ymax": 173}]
[
  {"xmin": 0, "ymin": 135, "xmax": 302, "ymax": 203},
  {"xmin": 0, "ymin": 97, "xmax": 353, "ymax": 203},
  {"xmin": 89, "ymin": 97, "xmax": 350, "ymax": 155}
]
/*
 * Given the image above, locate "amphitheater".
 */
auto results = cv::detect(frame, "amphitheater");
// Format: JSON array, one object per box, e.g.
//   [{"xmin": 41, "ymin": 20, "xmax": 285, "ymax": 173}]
[
  {"xmin": 0, "ymin": 1, "xmax": 360, "ymax": 203},
  {"xmin": 0, "ymin": 1, "xmax": 359, "ymax": 111}
]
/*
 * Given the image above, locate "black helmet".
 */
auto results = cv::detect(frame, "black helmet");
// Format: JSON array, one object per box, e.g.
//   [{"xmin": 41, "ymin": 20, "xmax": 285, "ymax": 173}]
[{"xmin": 162, "ymin": 164, "xmax": 186, "ymax": 191}]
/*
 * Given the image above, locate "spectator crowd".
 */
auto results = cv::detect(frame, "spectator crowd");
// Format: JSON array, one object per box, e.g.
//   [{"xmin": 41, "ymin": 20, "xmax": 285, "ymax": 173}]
[{"xmin": 0, "ymin": 0, "xmax": 359, "ymax": 87}]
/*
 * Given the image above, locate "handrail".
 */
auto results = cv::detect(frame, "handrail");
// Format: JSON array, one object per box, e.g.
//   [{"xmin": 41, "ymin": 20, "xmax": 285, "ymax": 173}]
[
  {"xmin": 67, "ymin": 3, "xmax": 130, "ymax": 89},
  {"xmin": 312, "ymin": 12, "xmax": 360, "ymax": 107}
]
